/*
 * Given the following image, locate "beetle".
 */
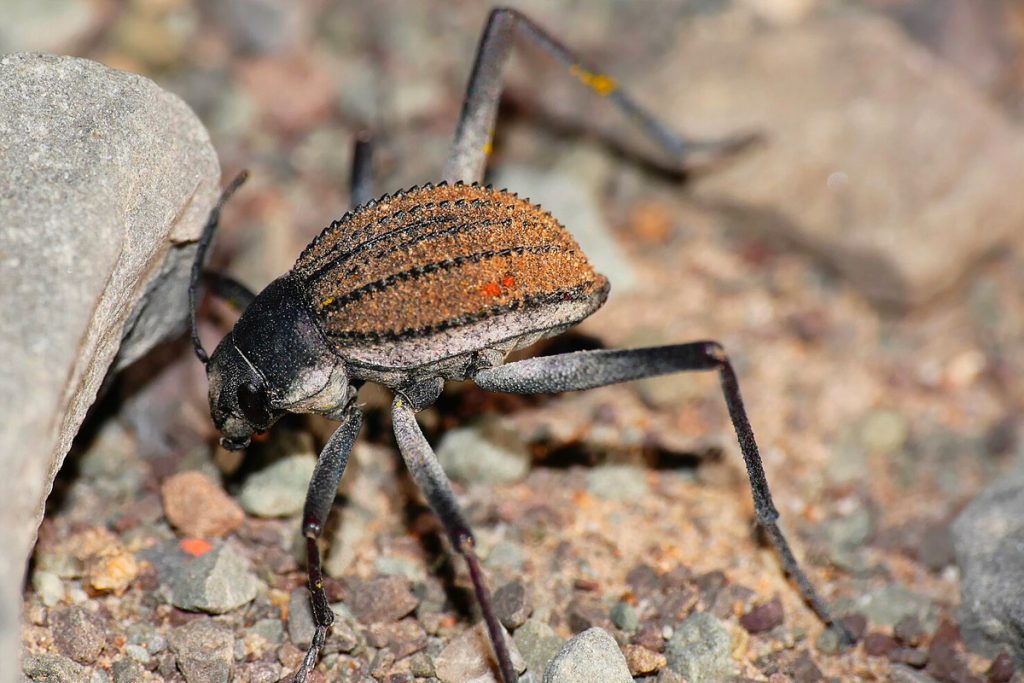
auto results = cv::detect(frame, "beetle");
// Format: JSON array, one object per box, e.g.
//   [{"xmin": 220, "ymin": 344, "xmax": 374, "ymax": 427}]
[{"xmin": 190, "ymin": 8, "xmax": 850, "ymax": 682}]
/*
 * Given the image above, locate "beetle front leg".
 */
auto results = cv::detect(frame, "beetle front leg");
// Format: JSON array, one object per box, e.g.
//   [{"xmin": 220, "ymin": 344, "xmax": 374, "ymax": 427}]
[
  {"xmin": 189, "ymin": 171, "xmax": 249, "ymax": 364},
  {"xmin": 291, "ymin": 404, "xmax": 363, "ymax": 683},
  {"xmin": 474, "ymin": 341, "xmax": 854, "ymax": 645},
  {"xmin": 391, "ymin": 393, "xmax": 519, "ymax": 683}
]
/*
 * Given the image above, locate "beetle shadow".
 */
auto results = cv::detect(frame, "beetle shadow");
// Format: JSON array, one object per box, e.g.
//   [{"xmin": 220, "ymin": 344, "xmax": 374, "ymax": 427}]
[{"xmin": 393, "ymin": 465, "xmax": 480, "ymax": 620}]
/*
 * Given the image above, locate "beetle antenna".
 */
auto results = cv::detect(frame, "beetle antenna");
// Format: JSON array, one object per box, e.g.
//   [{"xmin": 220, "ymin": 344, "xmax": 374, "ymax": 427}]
[{"xmin": 190, "ymin": 170, "xmax": 249, "ymax": 365}]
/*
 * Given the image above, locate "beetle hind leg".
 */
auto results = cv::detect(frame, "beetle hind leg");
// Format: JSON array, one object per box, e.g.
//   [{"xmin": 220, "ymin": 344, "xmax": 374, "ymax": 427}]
[{"xmin": 473, "ymin": 341, "xmax": 854, "ymax": 645}]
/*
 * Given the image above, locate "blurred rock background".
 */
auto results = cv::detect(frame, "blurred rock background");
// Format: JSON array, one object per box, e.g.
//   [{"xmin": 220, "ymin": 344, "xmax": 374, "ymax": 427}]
[{"xmin": 6, "ymin": 0, "xmax": 1024, "ymax": 681}]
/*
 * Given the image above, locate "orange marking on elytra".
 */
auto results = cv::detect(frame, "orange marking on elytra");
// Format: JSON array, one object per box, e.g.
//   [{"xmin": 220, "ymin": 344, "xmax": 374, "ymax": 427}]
[
  {"xmin": 501, "ymin": 275, "xmax": 516, "ymax": 288},
  {"xmin": 481, "ymin": 282, "xmax": 502, "ymax": 297}
]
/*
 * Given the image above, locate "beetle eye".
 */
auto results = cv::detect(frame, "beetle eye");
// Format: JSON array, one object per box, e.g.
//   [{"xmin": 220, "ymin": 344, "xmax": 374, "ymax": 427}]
[{"xmin": 237, "ymin": 382, "xmax": 270, "ymax": 427}]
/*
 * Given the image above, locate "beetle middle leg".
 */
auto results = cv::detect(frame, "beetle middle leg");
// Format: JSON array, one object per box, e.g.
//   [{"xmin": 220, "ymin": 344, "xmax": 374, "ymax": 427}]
[
  {"xmin": 443, "ymin": 7, "xmax": 758, "ymax": 185},
  {"xmin": 473, "ymin": 341, "xmax": 855, "ymax": 644},
  {"xmin": 392, "ymin": 386, "xmax": 520, "ymax": 683},
  {"xmin": 292, "ymin": 403, "xmax": 364, "ymax": 683}
]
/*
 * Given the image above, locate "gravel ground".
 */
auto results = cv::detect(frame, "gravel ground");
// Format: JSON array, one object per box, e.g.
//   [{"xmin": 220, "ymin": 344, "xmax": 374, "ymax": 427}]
[{"xmin": 17, "ymin": 1, "xmax": 1024, "ymax": 681}]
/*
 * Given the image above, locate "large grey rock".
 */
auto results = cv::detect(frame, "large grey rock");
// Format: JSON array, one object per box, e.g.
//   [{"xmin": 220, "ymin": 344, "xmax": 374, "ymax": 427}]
[
  {"xmin": 0, "ymin": 53, "xmax": 218, "ymax": 679},
  {"xmin": 645, "ymin": 12, "xmax": 1024, "ymax": 308},
  {"xmin": 952, "ymin": 470, "xmax": 1024, "ymax": 663}
]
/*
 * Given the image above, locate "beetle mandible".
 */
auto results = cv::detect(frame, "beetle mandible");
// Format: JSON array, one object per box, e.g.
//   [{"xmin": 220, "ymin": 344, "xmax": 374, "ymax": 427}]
[{"xmin": 189, "ymin": 8, "xmax": 851, "ymax": 682}]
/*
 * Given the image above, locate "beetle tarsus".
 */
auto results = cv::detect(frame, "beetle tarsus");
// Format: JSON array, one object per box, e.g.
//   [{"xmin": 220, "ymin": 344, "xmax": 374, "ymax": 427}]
[{"xmin": 291, "ymin": 626, "xmax": 327, "ymax": 683}]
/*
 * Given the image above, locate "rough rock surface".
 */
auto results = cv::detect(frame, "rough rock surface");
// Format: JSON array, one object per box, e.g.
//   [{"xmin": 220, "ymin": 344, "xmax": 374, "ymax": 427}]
[
  {"xmin": 952, "ymin": 470, "xmax": 1024, "ymax": 663},
  {"xmin": 0, "ymin": 53, "xmax": 218, "ymax": 678},
  {"xmin": 542, "ymin": 627, "xmax": 632, "ymax": 683},
  {"xmin": 646, "ymin": 12, "xmax": 1024, "ymax": 308}
]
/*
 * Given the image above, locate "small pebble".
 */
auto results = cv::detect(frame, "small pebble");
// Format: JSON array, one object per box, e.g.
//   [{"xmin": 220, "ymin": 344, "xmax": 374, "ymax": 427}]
[
  {"xmin": 860, "ymin": 409, "xmax": 909, "ymax": 455},
  {"xmin": 161, "ymin": 470, "xmax": 244, "ymax": 538},
  {"xmin": 514, "ymin": 619, "xmax": 564, "ymax": 677},
  {"xmin": 32, "ymin": 570, "xmax": 64, "ymax": 607},
  {"xmin": 239, "ymin": 662, "xmax": 284, "ymax": 683},
  {"xmin": 655, "ymin": 669, "xmax": 687, "ymax": 683},
  {"xmin": 543, "ymin": 627, "xmax": 632, "ymax": 683},
  {"xmin": 895, "ymin": 615, "xmax": 927, "ymax": 646},
  {"xmin": 710, "ymin": 583, "xmax": 754, "ymax": 620},
  {"xmin": 695, "ymin": 571, "xmax": 727, "ymax": 609},
  {"xmin": 35, "ymin": 547, "xmax": 81, "ymax": 580},
  {"xmin": 917, "ymin": 523, "xmax": 956, "ymax": 571},
  {"xmin": 126, "ymin": 623, "xmax": 167, "ymax": 655},
  {"xmin": 111, "ymin": 658, "xmax": 145, "ymax": 683},
  {"xmin": 633, "ymin": 623, "xmax": 665, "ymax": 652},
  {"xmin": 611, "ymin": 601, "xmax": 639, "ymax": 632},
  {"xmin": 740, "ymin": 598, "xmax": 784, "ymax": 634},
  {"xmin": 856, "ymin": 585, "xmax": 937, "ymax": 626},
  {"xmin": 925, "ymin": 622, "xmax": 973, "ymax": 683},
  {"xmin": 839, "ymin": 613, "xmax": 868, "ymax": 642},
  {"xmin": 277, "ymin": 642, "xmax": 304, "ymax": 670},
  {"xmin": 367, "ymin": 618, "xmax": 427, "ymax": 659},
  {"xmin": 823, "ymin": 507, "xmax": 873, "ymax": 572},
  {"xmin": 167, "ymin": 619, "xmax": 235, "ymax": 683},
  {"xmin": 436, "ymin": 419, "xmax": 530, "ymax": 485},
  {"xmin": 863, "ymin": 632, "xmax": 898, "ymax": 656},
  {"xmin": 890, "ymin": 647, "xmax": 929, "ymax": 668},
  {"xmin": 408, "ymin": 651, "xmax": 435, "ymax": 677},
  {"xmin": 789, "ymin": 651, "xmax": 825, "ymax": 682},
  {"xmin": 249, "ymin": 618, "xmax": 284, "ymax": 647},
  {"xmin": 815, "ymin": 628, "xmax": 841, "ymax": 655},
  {"xmin": 566, "ymin": 595, "xmax": 607, "ymax": 633},
  {"xmin": 169, "ymin": 542, "xmax": 260, "ymax": 613},
  {"xmin": 485, "ymin": 540, "xmax": 525, "ymax": 571},
  {"xmin": 624, "ymin": 644, "xmax": 667, "ymax": 675},
  {"xmin": 626, "ymin": 564, "xmax": 660, "ymax": 596},
  {"xmin": 374, "ymin": 555, "xmax": 426, "ymax": 582},
  {"xmin": 890, "ymin": 663, "xmax": 942, "ymax": 683},
  {"xmin": 238, "ymin": 454, "xmax": 317, "ymax": 517},
  {"xmin": 987, "ymin": 652, "xmax": 1015, "ymax": 683},
  {"xmin": 124, "ymin": 644, "xmax": 150, "ymax": 664},
  {"xmin": 369, "ymin": 648, "xmax": 396, "ymax": 678},
  {"xmin": 287, "ymin": 587, "xmax": 315, "ymax": 648},
  {"xmin": 23, "ymin": 653, "xmax": 89, "ymax": 683},
  {"xmin": 585, "ymin": 464, "xmax": 650, "ymax": 501},
  {"xmin": 347, "ymin": 576, "xmax": 419, "ymax": 624},
  {"xmin": 434, "ymin": 621, "xmax": 525, "ymax": 682},
  {"xmin": 493, "ymin": 581, "xmax": 532, "ymax": 630},
  {"xmin": 85, "ymin": 546, "xmax": 139, "ymax": 595},
  {"xmin": 51, "ymin": 606, "xmax": 106, "ymax": 664},
  {"xmin": 664, "ymin": 612, "xmax": 733, "ymax": 682}
]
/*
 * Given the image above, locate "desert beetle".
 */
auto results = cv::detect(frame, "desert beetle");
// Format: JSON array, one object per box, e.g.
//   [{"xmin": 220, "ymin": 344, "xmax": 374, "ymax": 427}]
[{"xmin": 190, "ymin": 8, "xmax": 850, "ymax": 682}]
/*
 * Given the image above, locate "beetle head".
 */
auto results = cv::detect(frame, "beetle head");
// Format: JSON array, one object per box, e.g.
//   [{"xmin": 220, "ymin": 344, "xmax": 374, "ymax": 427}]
[{"xmin": 206, "ymin": 338, "xmax": 278, "ymax": 450}]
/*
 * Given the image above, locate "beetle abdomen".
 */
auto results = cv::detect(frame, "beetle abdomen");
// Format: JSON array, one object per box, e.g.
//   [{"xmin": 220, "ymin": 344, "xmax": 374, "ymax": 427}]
[{"xmin": 292, "ymin": 182, "xmax": 608, "ymax": 368}]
